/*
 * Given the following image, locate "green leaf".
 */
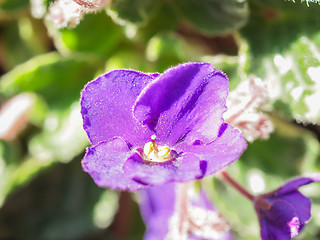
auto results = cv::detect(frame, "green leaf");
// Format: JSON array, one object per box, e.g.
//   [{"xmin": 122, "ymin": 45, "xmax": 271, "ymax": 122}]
[
  {"xmin": 0, "ymin": 141, "xmax": 21, "ymax": 200},
  {"xmin": 53, "ymin": 11, "xmax": 122, "ymax": 58},
  {"xmin": 0, "ymin": 159, "xmax": 117, "ymax": 240},
  {"xmin": 0, "ymin": 0, "xmax": 29, "ymax": 12},
  {"xmin": 201, "ymin": 55, "xmax": 242, "ymax": 89},
  {"xmin": 243, "ymin": 0, "xmax": 320, "ymax": 56},
  {"xmin": 108, "ymin": 0, "xmax": 159, "ymax": 25},
  {"xmin": 29, "ymin": 103, "xmax": 89, "ymax": 163},
  {"xmin": 135, "ymin": 4, "xmax": 178, "ymax": 42},
  {"xmin": 241, "ymin": 0, "xmax": 320, "ymax": 122},
  {"xmin": 0, "ymin": 140, "xmax": 53, "ymax": 207},
  {"xmin": 106, "ymin": 49, "xmax": 155, "ymax": 72},
  {"xmin": 239, "ymin": 117, "xmax": 320, "ymax": 179},
  {"xmin": 171, "ymin": 0, "xmax": 249, "ymax": 35},
  {"xmin": 1, "ymin": 20, "xmax": 35, "ymax": 70},
  {"xmin": 242, "ymin": 133, "xmax": 306, "ymax": 178},
  {"xmin": 146, "ymin": 33, "xmax": 181, "ymax": 61},
  {"xmin": 146, "ymin": 33, "xmax": 185, "ymax": 72},
  {"xmin": 0, "ymin": 52, "xmax": 96, "ymax": 109},
  {"xmin": 211, "ymin": 174, "xmax": 259, "ymax": 240}
]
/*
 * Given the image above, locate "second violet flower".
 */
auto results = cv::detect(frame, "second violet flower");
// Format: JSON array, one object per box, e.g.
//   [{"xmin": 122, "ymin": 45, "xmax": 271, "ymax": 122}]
[{"xmin": 80, "ymin": 62, "xmax": 247, "ymax": 190}]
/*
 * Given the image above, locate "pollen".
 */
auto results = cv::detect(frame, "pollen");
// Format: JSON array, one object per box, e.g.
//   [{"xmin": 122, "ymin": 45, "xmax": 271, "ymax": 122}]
[
  {"xmin": 158, "ymin": 146, "xmax": 170, "ymax": 158},
  {"xmin": 142, "ymin": 141, "xmax": 174, "ymax": 163},
  {"xmin": 143, "ymin": 141, "xmax": 154, "ymax": 156}
]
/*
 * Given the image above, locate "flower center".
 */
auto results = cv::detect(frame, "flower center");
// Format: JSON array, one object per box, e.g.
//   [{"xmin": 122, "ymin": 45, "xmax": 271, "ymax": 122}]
[{"xmin": 142, "ymin": 140, "xmax": 175, "ymax": 163}]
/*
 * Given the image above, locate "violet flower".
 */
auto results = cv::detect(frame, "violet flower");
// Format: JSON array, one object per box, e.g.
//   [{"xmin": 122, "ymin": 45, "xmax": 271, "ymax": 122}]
[
  {"xmin": 139, "ymin": 183, "xmax": 233, "ymax": 240},
  {"xmin": 254, "ymin": 175, "xmax": 320, "ymax": 240},
  {"xmin": 80, "ymin": 62, "xmax": 247, "ymax": 190}
]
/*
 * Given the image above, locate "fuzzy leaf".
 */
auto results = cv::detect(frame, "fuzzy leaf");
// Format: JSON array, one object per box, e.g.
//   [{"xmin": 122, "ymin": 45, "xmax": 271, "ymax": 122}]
[
  {"xmin": 0, "ymin": 159, "xmax": 113, "ymax": 240},
  {"xmin": 241, "ymin": 0, "xmax": 320, "ymax": 122},
  {"xmin": 171, "ymin": 0, "xmax": 249, "ymax": 35},
  {"xmin": 0, "ymin": 53, "xmax": 95, "ymax": 109},
  {"xmin": 0, "ymin": 0, "xmax": 29, "ymax": 12},
  {"xmin": 53, "ymin": 11, "xmax": 122, "ymax": 57},
  {"xmin": 109, "ymin": 0, "xmax": 159, "ymax": 25}
]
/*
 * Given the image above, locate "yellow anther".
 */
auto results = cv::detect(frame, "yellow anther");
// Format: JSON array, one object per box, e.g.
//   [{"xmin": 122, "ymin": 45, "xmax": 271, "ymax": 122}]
[
  {"xmin": 142, "ymin": 141, "xmax": 174, "ymax": 163},
  {"xmin": 158, "ymin": 146, "xmax": 170, "ymax": 158},
  {"xmin": 143, "ymin": 142, "xmax": 154, "ymax": 156}
]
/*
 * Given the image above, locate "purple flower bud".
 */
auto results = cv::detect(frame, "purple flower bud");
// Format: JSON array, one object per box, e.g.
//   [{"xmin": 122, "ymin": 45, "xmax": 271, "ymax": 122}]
[
  {"xmin": 254, "ymin": 175, "xmax": 320, "ymax": 240},
  {"xmin": 80, "ymin": 63, "xmax": 247, "ymax": 190}
]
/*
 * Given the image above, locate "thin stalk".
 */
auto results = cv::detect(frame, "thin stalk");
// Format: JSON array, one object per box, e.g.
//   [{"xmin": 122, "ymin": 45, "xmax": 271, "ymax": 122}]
[{"xmin": 220, "ymin": 170, "xmax": 255, "ymax": 201}]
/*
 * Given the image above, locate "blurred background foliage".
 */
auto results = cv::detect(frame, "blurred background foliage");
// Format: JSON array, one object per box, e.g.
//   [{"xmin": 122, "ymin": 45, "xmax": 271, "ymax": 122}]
[{"xmin": 0, "ymin": 0, "xmax": 320, "ymax": 239}]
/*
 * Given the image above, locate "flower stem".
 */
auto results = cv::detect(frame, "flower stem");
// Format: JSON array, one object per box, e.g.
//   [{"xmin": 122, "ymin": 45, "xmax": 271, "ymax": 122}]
[
  {"xmin": 176, "ymin": 183, "xmax": 189, "ymax": 234},
  {"xmin": 220, "ymin": 170, "xmax": 255, "ymax": 201}
]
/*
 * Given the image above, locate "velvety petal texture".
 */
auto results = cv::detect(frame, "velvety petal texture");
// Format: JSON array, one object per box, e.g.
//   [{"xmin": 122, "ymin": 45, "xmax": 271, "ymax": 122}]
[
  {"xmin": 260, "ymin": 200, "xmax": 298, "ymax": 240},
  {"xmin": 276, "ymin": 175, "xmax": 320, "ymax": 195},
  {"xmin": 81, "ymin": 70, "xmax": 154, "ymax": 146},
  {"xmin": 123, "ymin": 152, "xmax": 202, "ymax": 185},
  {"xmin": 82, "ymin": 137, "xmax": 145, "ymax": 190},
  {"xmin": 138, "ymin": 183, "xmax": 176, "ymax": 240},
  {"xmin": 81, "ymin": 63, "xmax": 247, "ymax": 190},
  {"xmin": 278, "ymin": 191, "xmax": 311, "ymax": 226},
  {"xmin": 176, "ymin": 123, "xmax": 246, "ymax": 178},
  {"xmin": 133, "ymin": 62, "xmax": 229, "ymax": 146},
  {"xmin": 255, "ymin": 175, "xmax": 320, "ymax": 240}
]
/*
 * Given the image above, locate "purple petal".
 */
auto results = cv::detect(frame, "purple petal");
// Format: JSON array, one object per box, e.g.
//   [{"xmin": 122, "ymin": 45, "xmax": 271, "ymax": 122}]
[
  {"xmin": 138, "ymin": 183, "xmax": 176, "ymax": 240},
  {"xmin": 139, "ymin": 183, "xmax": 233, "ymax": 240},
  {"xmin": 176, "ymin": 124, "xmax": 247, "ymax": 177},
  {"xmin": 148, "ymin": 73, "xmax": 161, "ymax": 78},
  {"xmin": 189, "ymin": 233, "xmax": 234, "ymax": 240},
  {"xmin": 143, "ymin": 214, "xmax": 172, "ymax": 240},
  {"xmin": 82, "ymin": 137, "xmax": 146, "ymax": 190},
  {"xmin": 81, "ymin": 70, "xmax": 154, "ymax": 146},
  {"xmin": 133, "ymin": 62, "xmax": 229, "ymax": 146},
  {"xmin": 190, "ymin": 189, "xmax": 215, "ymax": 211},
  {"xmin": 123, "ymin": 152, "xmax": 202, "ymax": 185},
  {"xmin": 276, "ymin": 190, "xmax": 311, "ymax": 226},
  {"xmin": 138, "ymin": 183, "xmax": 176, "ymax": 222},
  {"xmin": 260, "ymin": 218, "xmax": 292, "ymax": 240},
  {"xmin": 260, "ymin": 199, "xmax": 299, "ymax": 240},
  {"xmin": 221, "ymin": 233, "xmax": 234, "ymax": 240},
  {"xmin": 275, "ymin": 175, "xmax": 320, "ymax": 195}
]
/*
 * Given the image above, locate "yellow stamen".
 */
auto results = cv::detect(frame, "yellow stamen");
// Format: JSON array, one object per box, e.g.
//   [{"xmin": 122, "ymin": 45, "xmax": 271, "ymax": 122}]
[
  {"xmin": 142, "ymin": 140, "xmax": 174, "ymax": 163},
  {"xmin": 143, "ymin": 142, "xmax": 154, "ymax": 156},
  {"xmin": 158, "ymin": 146, "xmax": 170, "ymax": 158}
]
